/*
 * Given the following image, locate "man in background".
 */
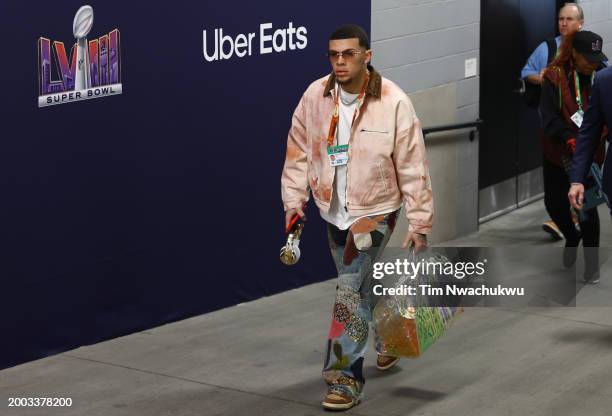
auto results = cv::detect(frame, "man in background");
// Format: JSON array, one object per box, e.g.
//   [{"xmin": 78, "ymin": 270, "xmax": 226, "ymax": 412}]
[{"xmin": 569, "ymin": 65, "xmax": 612, "ymax": 236}]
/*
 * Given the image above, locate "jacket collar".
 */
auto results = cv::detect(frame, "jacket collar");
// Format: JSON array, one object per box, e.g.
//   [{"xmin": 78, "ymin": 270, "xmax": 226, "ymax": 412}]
[{"xmin": 323, "ymin": 66, "xmax": 382, "ymax": 99}]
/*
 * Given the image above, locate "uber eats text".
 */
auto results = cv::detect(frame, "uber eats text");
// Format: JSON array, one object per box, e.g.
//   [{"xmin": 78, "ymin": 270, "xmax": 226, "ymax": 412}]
[{"xmin": 203, "ymin": 22, "xmax": 307, "ymax": 62}]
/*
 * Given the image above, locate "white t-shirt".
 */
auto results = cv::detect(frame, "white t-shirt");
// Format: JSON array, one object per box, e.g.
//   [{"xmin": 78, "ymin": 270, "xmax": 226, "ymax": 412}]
[{"xmin": 320, "ymin": 85, "xmax": 394, "ymax": 230}]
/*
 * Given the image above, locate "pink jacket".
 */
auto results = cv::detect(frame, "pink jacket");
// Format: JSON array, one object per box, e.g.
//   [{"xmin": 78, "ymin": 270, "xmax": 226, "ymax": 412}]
[{"xmin": 281, "ymin": 68, "xmax": 433, "ymax": 234}]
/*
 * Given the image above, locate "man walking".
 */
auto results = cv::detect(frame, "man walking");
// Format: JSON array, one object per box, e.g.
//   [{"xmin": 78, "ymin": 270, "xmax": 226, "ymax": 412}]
[
  {"xmin": 521, "ymin": 2, "xmax": 584, "ymax": 240},
  {"xmin": 569, "ymin": 65, "xmax": 612, "ymax": 222},
  {"xmin": 281, "ymin": 24, "xmax": 433, "ymax": 410}
]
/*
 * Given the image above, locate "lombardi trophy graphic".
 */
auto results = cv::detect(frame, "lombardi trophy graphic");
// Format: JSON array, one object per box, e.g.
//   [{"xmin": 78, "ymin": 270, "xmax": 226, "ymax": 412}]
[
  {"xmin": 73, "ymin": 5, "xmax": 94, "ymax": 90},
  {"xmin": 37, "ymin": 4, "xmax": 121, "ymax": 107}
]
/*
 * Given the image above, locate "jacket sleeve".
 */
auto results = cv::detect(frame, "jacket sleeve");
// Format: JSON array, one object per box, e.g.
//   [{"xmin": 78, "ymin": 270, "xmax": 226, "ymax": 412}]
[
  {"xmin": 571, "ymin": 76, "xmax": 604, "ymax": 184},
  {"xmin": 392, "ymin": 98, "xmax": 434, "ymax": 234},
  {"xmin": 540, "ymin": 78, "xmax": 574, "ymax": 144},
  {"xmin": 281, "ymin": 95, "xmax": 310, "ymax": 211}
]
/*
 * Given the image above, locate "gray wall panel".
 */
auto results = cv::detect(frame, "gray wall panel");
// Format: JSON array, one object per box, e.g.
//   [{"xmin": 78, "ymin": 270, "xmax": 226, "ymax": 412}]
[
  {"xmin": 374, "ymin": 0, "xmax": 446, "ymax": 12},
  {"xmin": 590, "ymin": 0, "xmax": 610, "ymax": 23},
  {"xmin": 456, "ymin": 132, "xmax": 479, "ymax": 189},
  {"xmin": 456, "ymin": 182, "xmax": 479, "ymax": 236},
  {"xmin": 372, "ymin": 0, "xmax": 479, "ymax": 41},
  {"xmin": 456, "ymin": 103, "xmax": 479, "ymax": 123},
  {"xmin": 586, "ymin": 20, "xmax": 612, "ymax": 40},
  {"xmin": 581, "ymin": 0, "xmax": 612, "ymax": 36},
  {"xmin": 380, "ymin": 51, "xmax": 480, "ymax": 93},
  {"xmin": 372, "ymin": 0, "xmax": 481, "ymax": 241},
  {"xmin": 374, "ymin": 24, "xmax": 478, "ymax": 69},
  {"xmin": 456, "ymin": 76, "xmax": 479, "ymax": 108}
]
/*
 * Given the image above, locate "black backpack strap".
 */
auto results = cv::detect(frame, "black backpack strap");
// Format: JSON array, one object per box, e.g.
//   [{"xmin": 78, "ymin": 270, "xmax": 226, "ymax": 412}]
[{"xmin": 546, "ymin": 38, "xmax": 557, "ymax": 64}]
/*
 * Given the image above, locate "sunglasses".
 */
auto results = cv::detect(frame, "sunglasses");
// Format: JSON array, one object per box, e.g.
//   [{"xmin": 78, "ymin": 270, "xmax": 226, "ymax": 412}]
[{"xmin": 326, "ymin": 49, "xmax": 368, "ymax": 61}]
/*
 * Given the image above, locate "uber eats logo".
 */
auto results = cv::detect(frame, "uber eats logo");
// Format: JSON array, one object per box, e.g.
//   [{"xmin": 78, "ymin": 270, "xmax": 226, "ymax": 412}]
[{"xmin": 203, "ymin": 22, "xmax": 307, "ymax": 62}]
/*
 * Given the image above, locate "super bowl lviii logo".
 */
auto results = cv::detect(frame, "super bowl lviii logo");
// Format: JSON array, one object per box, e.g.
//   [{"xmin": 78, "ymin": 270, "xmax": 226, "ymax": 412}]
[{"xmin": 37, "ymin": 5, "xmax": 122, "ymax": 107}]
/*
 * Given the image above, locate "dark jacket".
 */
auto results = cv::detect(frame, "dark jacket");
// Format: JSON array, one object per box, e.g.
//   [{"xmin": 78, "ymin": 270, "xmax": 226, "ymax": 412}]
[
  {"xmin": 571, "ymin": 66, "xmax": 612, "ymax": 198},
  {"xmin": 540, "ymin": 64, "xmax": 605, "ymax": 167}
]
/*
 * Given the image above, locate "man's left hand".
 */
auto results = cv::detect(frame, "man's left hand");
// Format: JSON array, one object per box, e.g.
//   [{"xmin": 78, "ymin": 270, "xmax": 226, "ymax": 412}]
[
  {"xmin": 402, "ymin": 231, "xmax": 428, "ymax": 253},
  {"xmin": 568, "ymin": 183, "xmax": 585, "ymax": 210}
]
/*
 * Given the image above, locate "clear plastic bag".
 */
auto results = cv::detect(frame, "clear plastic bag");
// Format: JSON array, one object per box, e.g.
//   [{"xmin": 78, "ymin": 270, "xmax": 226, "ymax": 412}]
[{"xmin": 373, "ymin": 250, "xmax": 463, "ymax": 358}]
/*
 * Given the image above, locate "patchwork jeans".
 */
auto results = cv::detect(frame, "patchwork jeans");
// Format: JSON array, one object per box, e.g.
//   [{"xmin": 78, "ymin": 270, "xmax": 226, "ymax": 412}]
[{"xmin": 322, "ymin": 210, "xmax": 398, "ymax": 400}]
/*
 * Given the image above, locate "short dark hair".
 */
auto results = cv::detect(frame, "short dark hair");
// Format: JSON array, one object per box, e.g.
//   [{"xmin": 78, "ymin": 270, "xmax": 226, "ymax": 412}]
[{"xmin": 329, "ymin": 24, "xmax": 370, "ymax": 49}]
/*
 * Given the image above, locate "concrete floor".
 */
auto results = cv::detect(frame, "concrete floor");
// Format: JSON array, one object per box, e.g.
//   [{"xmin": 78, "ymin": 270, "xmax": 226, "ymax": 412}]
[
  {"xmin": 441, "ymin": 199, "xmax": 612, "ymax": 247},
  {"xmin": 2, "ymin": 200, "xmax": 612, "ymax": 416}
]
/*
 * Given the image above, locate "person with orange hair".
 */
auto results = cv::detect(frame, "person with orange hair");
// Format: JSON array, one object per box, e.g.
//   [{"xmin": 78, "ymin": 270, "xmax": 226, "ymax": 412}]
[{"xmin": 540, "ymin": 31, "xmax": 608, "ymax": 282}]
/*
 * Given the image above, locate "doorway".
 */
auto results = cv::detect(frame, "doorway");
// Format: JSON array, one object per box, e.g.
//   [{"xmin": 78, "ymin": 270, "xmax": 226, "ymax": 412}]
[{"xmin": 479, "ymin": 0, "xmax": 561, "ymax": 221}]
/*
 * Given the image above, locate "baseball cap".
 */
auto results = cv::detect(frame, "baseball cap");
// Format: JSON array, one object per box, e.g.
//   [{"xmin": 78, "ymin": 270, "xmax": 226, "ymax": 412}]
[{"xmin": 574, "ymin": 31, "xmax": 608, "ymax": 63}]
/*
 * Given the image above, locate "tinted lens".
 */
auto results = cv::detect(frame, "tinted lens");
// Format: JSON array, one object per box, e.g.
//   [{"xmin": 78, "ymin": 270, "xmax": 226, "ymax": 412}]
[{"xmin": 327, "ymin": 50, "xmax": 360, "ymax": 60}]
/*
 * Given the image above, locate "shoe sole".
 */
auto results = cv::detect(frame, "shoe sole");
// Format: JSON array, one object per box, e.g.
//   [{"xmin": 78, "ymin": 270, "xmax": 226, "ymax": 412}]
[
  {"xmin": 376, "ymin": 357, "xmax": 400, "ymax": 371},
  {"xmin": 321, "ymin": 398, "xmax": 359, "ymax": 410},
  {"xmin": 542, "ymin": 224, "xmax": 563, "ymax": 240}
]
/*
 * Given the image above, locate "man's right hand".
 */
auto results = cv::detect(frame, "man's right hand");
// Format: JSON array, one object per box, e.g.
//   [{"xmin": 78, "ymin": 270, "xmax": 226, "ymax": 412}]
[
  {"xmin": 568, "ymin": 183, "xmax": 585, "ymax": 210},
  {"xmin": 285, "ymin": 207, "xmax": 306, "ymax": 231},
  {"xmin": 526, "ymin": 70, "xmax": 546, "ymax": 85}
]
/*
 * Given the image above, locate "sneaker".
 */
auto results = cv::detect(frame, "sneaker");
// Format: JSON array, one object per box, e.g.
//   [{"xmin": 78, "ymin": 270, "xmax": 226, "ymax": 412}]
[
  {"xmin": 583, "ymin": 273, "xmax": 600, "ymax": 284},
  {"xmin": 376, "ymin": 354, "xmax": 400, "ymax": 371},
  {"xmin": 321, "ymin": 389, "xmax": 359, "ymax": 411},
  {"xmin": 542, "ymin": 221, "xmax": 564, "ymax": 240}
]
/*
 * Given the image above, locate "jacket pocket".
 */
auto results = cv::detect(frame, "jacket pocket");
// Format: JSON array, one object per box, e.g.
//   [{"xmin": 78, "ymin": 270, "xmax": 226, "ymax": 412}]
[
  {"xmin": 361, "ymin": 128, "xmax": 389, "ymax": 135},
  {"xmin": 377, "ymin": 161, "xmax": 389, "ymax": 193}
]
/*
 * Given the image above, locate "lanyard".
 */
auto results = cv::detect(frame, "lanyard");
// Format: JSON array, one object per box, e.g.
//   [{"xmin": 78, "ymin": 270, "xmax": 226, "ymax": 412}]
[
  {"xmin": 573, "ymin": 70, "xmax": 595, "ymax": 113},
  {"xmin": 326, "ymin": 74, "xmax": 369, "ymax": 148}
]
